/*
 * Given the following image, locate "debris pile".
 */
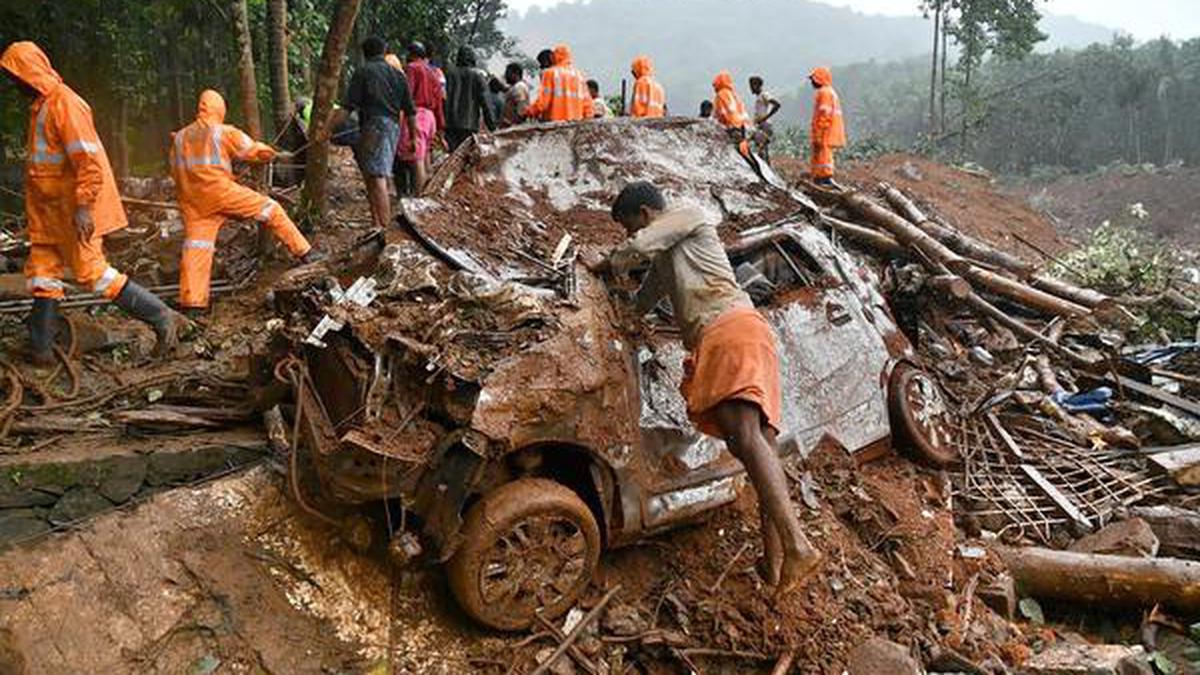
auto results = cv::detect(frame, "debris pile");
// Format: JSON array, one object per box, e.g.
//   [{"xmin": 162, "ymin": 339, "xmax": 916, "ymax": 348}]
[{"xmin": 1, "ymin": 120, "xmax": 1198, "ymax": 674}]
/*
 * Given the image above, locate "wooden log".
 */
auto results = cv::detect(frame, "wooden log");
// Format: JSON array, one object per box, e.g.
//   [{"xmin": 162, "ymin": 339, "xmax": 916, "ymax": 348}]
[
  {"xmin": 880, "ymin": 183, "xmax": 1113, "ymax": 312},
  {"xmin": 818, "ymin": 215, "xmax": 906, "ymax": 256},
  {"xmin": 1147, "ymin": 445, "xmax": 1200, "ymax": 486},
  {"xmin": 882, "ymin": 183, "xmax": 1034, "ymax": 274},
  {"xmin": 996, "ymin": 545, "xmax": 1200, "ymax": 614},
  {"xmin": 121, "ymin": 196, "xmax": 180, "ymax": 211},
  {"xmin": 927, "ymin": 274, "xmax": 972, "ymax": 300},
  {"xmin": 841, "ymin": 190, "xmax": 1089, "ymax": 318}
]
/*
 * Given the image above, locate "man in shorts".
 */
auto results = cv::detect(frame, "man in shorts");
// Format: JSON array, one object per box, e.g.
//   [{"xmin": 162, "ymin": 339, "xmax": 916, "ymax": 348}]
[
  {"xmin": 591, "ymin": 181, "xmax": 821, "ymax": 595},
  {"xmin": 340, "ymin": 37, "xmax": 417, "ymax": 229}
]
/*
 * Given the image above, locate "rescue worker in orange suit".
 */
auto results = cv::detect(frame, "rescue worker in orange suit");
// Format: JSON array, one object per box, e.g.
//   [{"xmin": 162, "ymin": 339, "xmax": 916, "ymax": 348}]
[
  {"xmin": 170, "ymin": 90, "xmax": 319, "ymax": 315},
  {"xmin": 629, "ymin": 56, "xmax": 666, "ymax": 118},
  {"xmin": 711, "ymin": 71, "xmax": 752, "ymax": 157},
  {"xmin": 0, "ymin": 42, "xmax": 180, "ymax": 363},
  {"xmin": 525, "ymin": 44, "xmax": 594, "ymax": 122},
  {"xmin": 808, "ymin": 67, "xmax": 846, "ymax": 186}
]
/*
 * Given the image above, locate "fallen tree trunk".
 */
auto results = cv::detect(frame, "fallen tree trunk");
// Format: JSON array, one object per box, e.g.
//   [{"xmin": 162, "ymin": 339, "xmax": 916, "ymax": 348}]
[
  {"xmin": 879, "ymin": 184, "xmax": 1112, "ymax": 312},
  {"xmin": 996, "ymin": 545, "xmax": 1200, "ymax": 613},
  {"xmin": 840, "ymin": 189, "xmax": 1089, "ymax": 318},
  {"xmin": 818, "ymin": 214, "xmax": 905, "ymax": 256}
]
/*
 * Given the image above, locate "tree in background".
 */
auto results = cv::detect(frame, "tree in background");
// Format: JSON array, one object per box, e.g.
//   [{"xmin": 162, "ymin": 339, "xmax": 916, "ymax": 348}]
[
  {"xmin": 300, "ymin": 0, "xmax": 360, "ymax": 222},
  {"xmin": 230, "ymin": 0, "xmax": 264, "ymax": 140},
  {"xmin": 267, "ymin": 0, "xmax": 293, "ymax": 138}
]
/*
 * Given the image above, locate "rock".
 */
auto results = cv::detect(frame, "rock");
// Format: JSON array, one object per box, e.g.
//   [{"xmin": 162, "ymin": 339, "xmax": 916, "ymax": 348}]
[
  {"xmin": 0, "ymin": 627, "xmax": 26, "ymax": 675},
  {"xmin": 845, "ymin": 637, "xmax": 920, "ymax": 675},
  {"xmin": 978, "ymin": 573, "xmax": 1017, "ymax": 620},
  {"xmin": 97, "ymin": 455, "xmax": 147, "ymax": 504},
  {"xmin": 1116, "ymin": 654, "xmax": 1154, "ymax": 675},
  {"xmin": 1024, "ymin": 643, "xmax": 1144, "ymax": 675},
  {"xmin": 602, "ymin": 604, "xmax": 647, "ymax": 637},
  {"xmin": 1068, "ymin": 519, "xmax": 1159, "ymax": 558},
  {"xmin": 0, "ymin": 482, "xmax": 58, "ymax": 509},
  {"xmin": 48, "ymin": 487, "xmax": 113, "ymax": 526},
  {"xmin": 534, "ymin": 647, "xmax": 575, "ymax": 675},
  {"xmin": 145, "ymin": 446, "xmax": 228, "ymax": 486},
  {"xmin": 898, "ymin": 161, "xmax": 924, "ymax": 181},
  {"xmin": 0, "ymin": 508, "xmax": 51, "ymax": 543}
]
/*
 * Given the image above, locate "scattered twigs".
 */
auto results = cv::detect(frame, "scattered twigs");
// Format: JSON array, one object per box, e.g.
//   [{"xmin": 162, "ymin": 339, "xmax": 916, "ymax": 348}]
[
  {"xmin": 709, "ymin": 542, "xmax": 752, "ymax": 594},
  {"xmin": 534, "ymin": 612, "xmax": 599, "ymax": 675},
  {"xmin": 528, "ymin": 586, "xmax": 622, "ymax": 675},
  {"xmin": 771, "ymin": 650, "xmax": 796, "ymax": 675}
]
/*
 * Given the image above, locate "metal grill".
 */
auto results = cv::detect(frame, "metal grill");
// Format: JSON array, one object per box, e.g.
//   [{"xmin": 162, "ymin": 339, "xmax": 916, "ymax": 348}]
[{"xmin": 956, "ymin": 411, "xmax": 1169, "ymax": 544}]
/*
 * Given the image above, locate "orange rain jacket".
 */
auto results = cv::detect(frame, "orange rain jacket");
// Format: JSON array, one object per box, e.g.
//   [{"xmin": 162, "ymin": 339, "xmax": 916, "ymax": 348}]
[
  {"xmin": 809, "ymin": 67, "xmax": 846, "ymax": 148},
  {"xmin": 712, "ymin": 71, "xmax": 750, "ymax": 130},
  {"xmin": 0, "ymin": 42, "xmax": 126, "ymax": 246},
  {"xmin": 630, "ymin": 56, "xmax": 666, "ymax": 118},
  {"xmin": 526, "ymin": 44, "xmax": 594, "ymax": 122},
  {"xmin": 170, "ymin": 90, "xmax": 309, "ymax": 308}
]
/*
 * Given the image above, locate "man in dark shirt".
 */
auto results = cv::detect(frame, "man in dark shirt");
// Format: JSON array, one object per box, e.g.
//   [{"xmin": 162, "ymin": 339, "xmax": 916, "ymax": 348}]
[
  {"xmin": 339, "ymin": 37, "xmax": 417, "ymax": 230},
  {"xmin": 443, "ymin": 47, "xmax": 496, "ymax": 152}
]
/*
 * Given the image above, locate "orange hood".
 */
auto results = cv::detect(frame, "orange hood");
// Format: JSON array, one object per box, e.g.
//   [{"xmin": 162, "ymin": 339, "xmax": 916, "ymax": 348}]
[
  {"xmin": 810, "ymin": 66, "xmax": 833, "ymax": 87},
  {"xmin": 632, "ymin": 56, "xmax": 653, "ymax": 78},
  {"xmin": 385, "ymin": 53, "xmax": 403, "ymax": 70},
  {"xmin": 197, "ymin": 89, "xmax": 227, "ymax": 124},
  {"xmin": 712, "ymin": 70, "xmax": 733, "ymax": 92},
  {"xmin": 0, "ymin": 41, "xmax": 62, "ymax": 97},
  {"xmin": 553, "ymin": 44, "xmax": 573, "ymax": 67}
]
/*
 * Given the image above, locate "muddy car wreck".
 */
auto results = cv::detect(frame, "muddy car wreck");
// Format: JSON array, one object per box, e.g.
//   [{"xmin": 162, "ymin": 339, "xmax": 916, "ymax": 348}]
[{"xmin": 272, "ymin": 118, "xmax": 954, "ymax": 630}]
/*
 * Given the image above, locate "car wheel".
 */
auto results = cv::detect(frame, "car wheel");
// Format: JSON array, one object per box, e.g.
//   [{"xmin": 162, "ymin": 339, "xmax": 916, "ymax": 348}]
[
  {"xmin": 447, "ymin": 478, "xmax": 601, "ymax": 631},
  {"xmin": 888, "ymin": 363, "xmax": 958, "ymax": 467}
]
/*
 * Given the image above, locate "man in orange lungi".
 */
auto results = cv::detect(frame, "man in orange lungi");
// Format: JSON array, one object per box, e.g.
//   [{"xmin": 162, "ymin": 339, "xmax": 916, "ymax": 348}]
[
  {"xmin": 170, "ymin": 89, "xmax": 319, "ymax": 314},
  {"xmin": 593, "ymin": 181, "xmax": 821, "ymax": 595},
  {"xmin": 1, "ymin": 41, "xmax": 179, "ymax": 363}
]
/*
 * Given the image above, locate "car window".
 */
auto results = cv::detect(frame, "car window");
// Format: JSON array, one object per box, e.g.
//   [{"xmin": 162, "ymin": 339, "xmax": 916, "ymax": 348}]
[{"xmin": 729, "ymin": 236, "xmax": 836, "ymax": 306}]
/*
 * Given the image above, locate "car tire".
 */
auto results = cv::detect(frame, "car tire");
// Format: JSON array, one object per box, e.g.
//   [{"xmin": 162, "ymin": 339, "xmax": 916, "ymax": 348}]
[
  {"xmin": 888, "ymin": 363, "xmax": 958, "ymax": 467},
  {"xmin": 447, "ymin": 478, "xmax": 601, "ymax": 631}
]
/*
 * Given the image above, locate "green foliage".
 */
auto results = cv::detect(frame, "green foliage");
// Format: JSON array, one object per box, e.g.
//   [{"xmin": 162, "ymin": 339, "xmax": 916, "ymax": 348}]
[{"xmin": 1053, "ymin": 206, "xmax": 1175, "ymax": 296}]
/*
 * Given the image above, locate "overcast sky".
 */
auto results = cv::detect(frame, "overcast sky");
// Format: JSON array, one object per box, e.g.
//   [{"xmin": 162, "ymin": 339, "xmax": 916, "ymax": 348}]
[{"xmin": 505, "ymin": 0, "xmax": 1200, "ymax": 41}]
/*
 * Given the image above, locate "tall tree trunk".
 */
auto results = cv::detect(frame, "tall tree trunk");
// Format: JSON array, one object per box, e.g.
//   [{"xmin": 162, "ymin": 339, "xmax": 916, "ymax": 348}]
[
  {"xmin": 267, "ymin": 0, "xmax": 293, "ymax": 138},
  {"xmin": 112, "ymin": 96, "xmax": 130, "ymax": 179},
  {"xmin": 928, "ymin": 1, "xmax": 941, "ymax": 133},
  {"xmin": 230, "ymin": 0, "xmax": 263, "ymax": 139},
  {"xmin": 939, "ymin": 22, "xmax": 948, "ymax": 133},
  {"xmin": 300, "ymin": 0, "xmax": 361, "ymax": 223}
]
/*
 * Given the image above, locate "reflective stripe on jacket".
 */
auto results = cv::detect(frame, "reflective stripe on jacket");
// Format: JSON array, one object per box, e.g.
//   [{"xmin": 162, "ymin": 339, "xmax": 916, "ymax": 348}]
[
  {"xmin": 526, "ymin": 44, "xmax": 594, "ymax": 122},
  {"xmin": 630, "ymin": 56, "xmax": 665, "ymax": 118},
  {"xmin": 810, "ymin": 67, "xmax": 847, "ymax": 148},
  {"xmin": 0, "ymin": 41, "xmax": 127, "ymax": 244}
]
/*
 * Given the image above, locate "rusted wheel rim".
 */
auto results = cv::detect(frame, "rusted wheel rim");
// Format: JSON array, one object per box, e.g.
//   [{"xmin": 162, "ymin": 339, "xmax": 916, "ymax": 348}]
[
  {"xmin": 479, "ymin": 514, "xmax": 589, "ymax": 612},
  {"xmin": 902, "ymin": 370, "xmax": 953, "ymax": 455}
]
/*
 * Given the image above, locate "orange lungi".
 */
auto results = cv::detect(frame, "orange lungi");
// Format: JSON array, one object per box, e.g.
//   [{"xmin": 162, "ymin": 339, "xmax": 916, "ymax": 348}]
[{"xmin": 681, "ymin": 306, "xmax": 783, "ymax": 437}]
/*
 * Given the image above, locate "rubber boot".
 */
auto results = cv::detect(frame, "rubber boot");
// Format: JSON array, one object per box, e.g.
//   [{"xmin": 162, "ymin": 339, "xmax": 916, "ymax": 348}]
[
  {"xmin": 28, "ymin": 297, "xmax": 59, "ymax": 366},
  {"xmin": 114, "ymin": 281, "xmax": 180, "ymax": 358}
]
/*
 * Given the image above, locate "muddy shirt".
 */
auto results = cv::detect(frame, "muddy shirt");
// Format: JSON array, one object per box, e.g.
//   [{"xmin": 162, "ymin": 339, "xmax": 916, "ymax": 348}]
[{"xmin": 609, "ymin": 205, "xmax": 752, "ymax": 349}]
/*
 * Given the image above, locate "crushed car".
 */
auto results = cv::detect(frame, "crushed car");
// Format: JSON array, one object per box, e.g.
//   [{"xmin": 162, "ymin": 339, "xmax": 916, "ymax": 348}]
[{"xmin": 271, "ymin": 118, "xmax": 955, "ymax": 631}]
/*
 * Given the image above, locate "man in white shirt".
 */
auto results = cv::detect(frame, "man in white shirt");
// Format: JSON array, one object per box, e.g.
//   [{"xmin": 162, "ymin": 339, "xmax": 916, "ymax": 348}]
[
  {"xmin": 749, "ymin": 76, "xmax": 781, "ymax": 162},
  {"xmin": 587, "ymin": 79, "xmax": 612, "ymax": 119}
]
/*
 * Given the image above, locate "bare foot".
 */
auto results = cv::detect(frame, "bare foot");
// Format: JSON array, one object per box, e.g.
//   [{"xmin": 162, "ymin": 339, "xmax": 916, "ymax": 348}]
[
  {"xmin": 759, "ymin": 512, "xmax": 784, "ymax": 585},
  {"xmin": 774, "ymin": 546, "xmax": 822, "ymax": 599}
]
